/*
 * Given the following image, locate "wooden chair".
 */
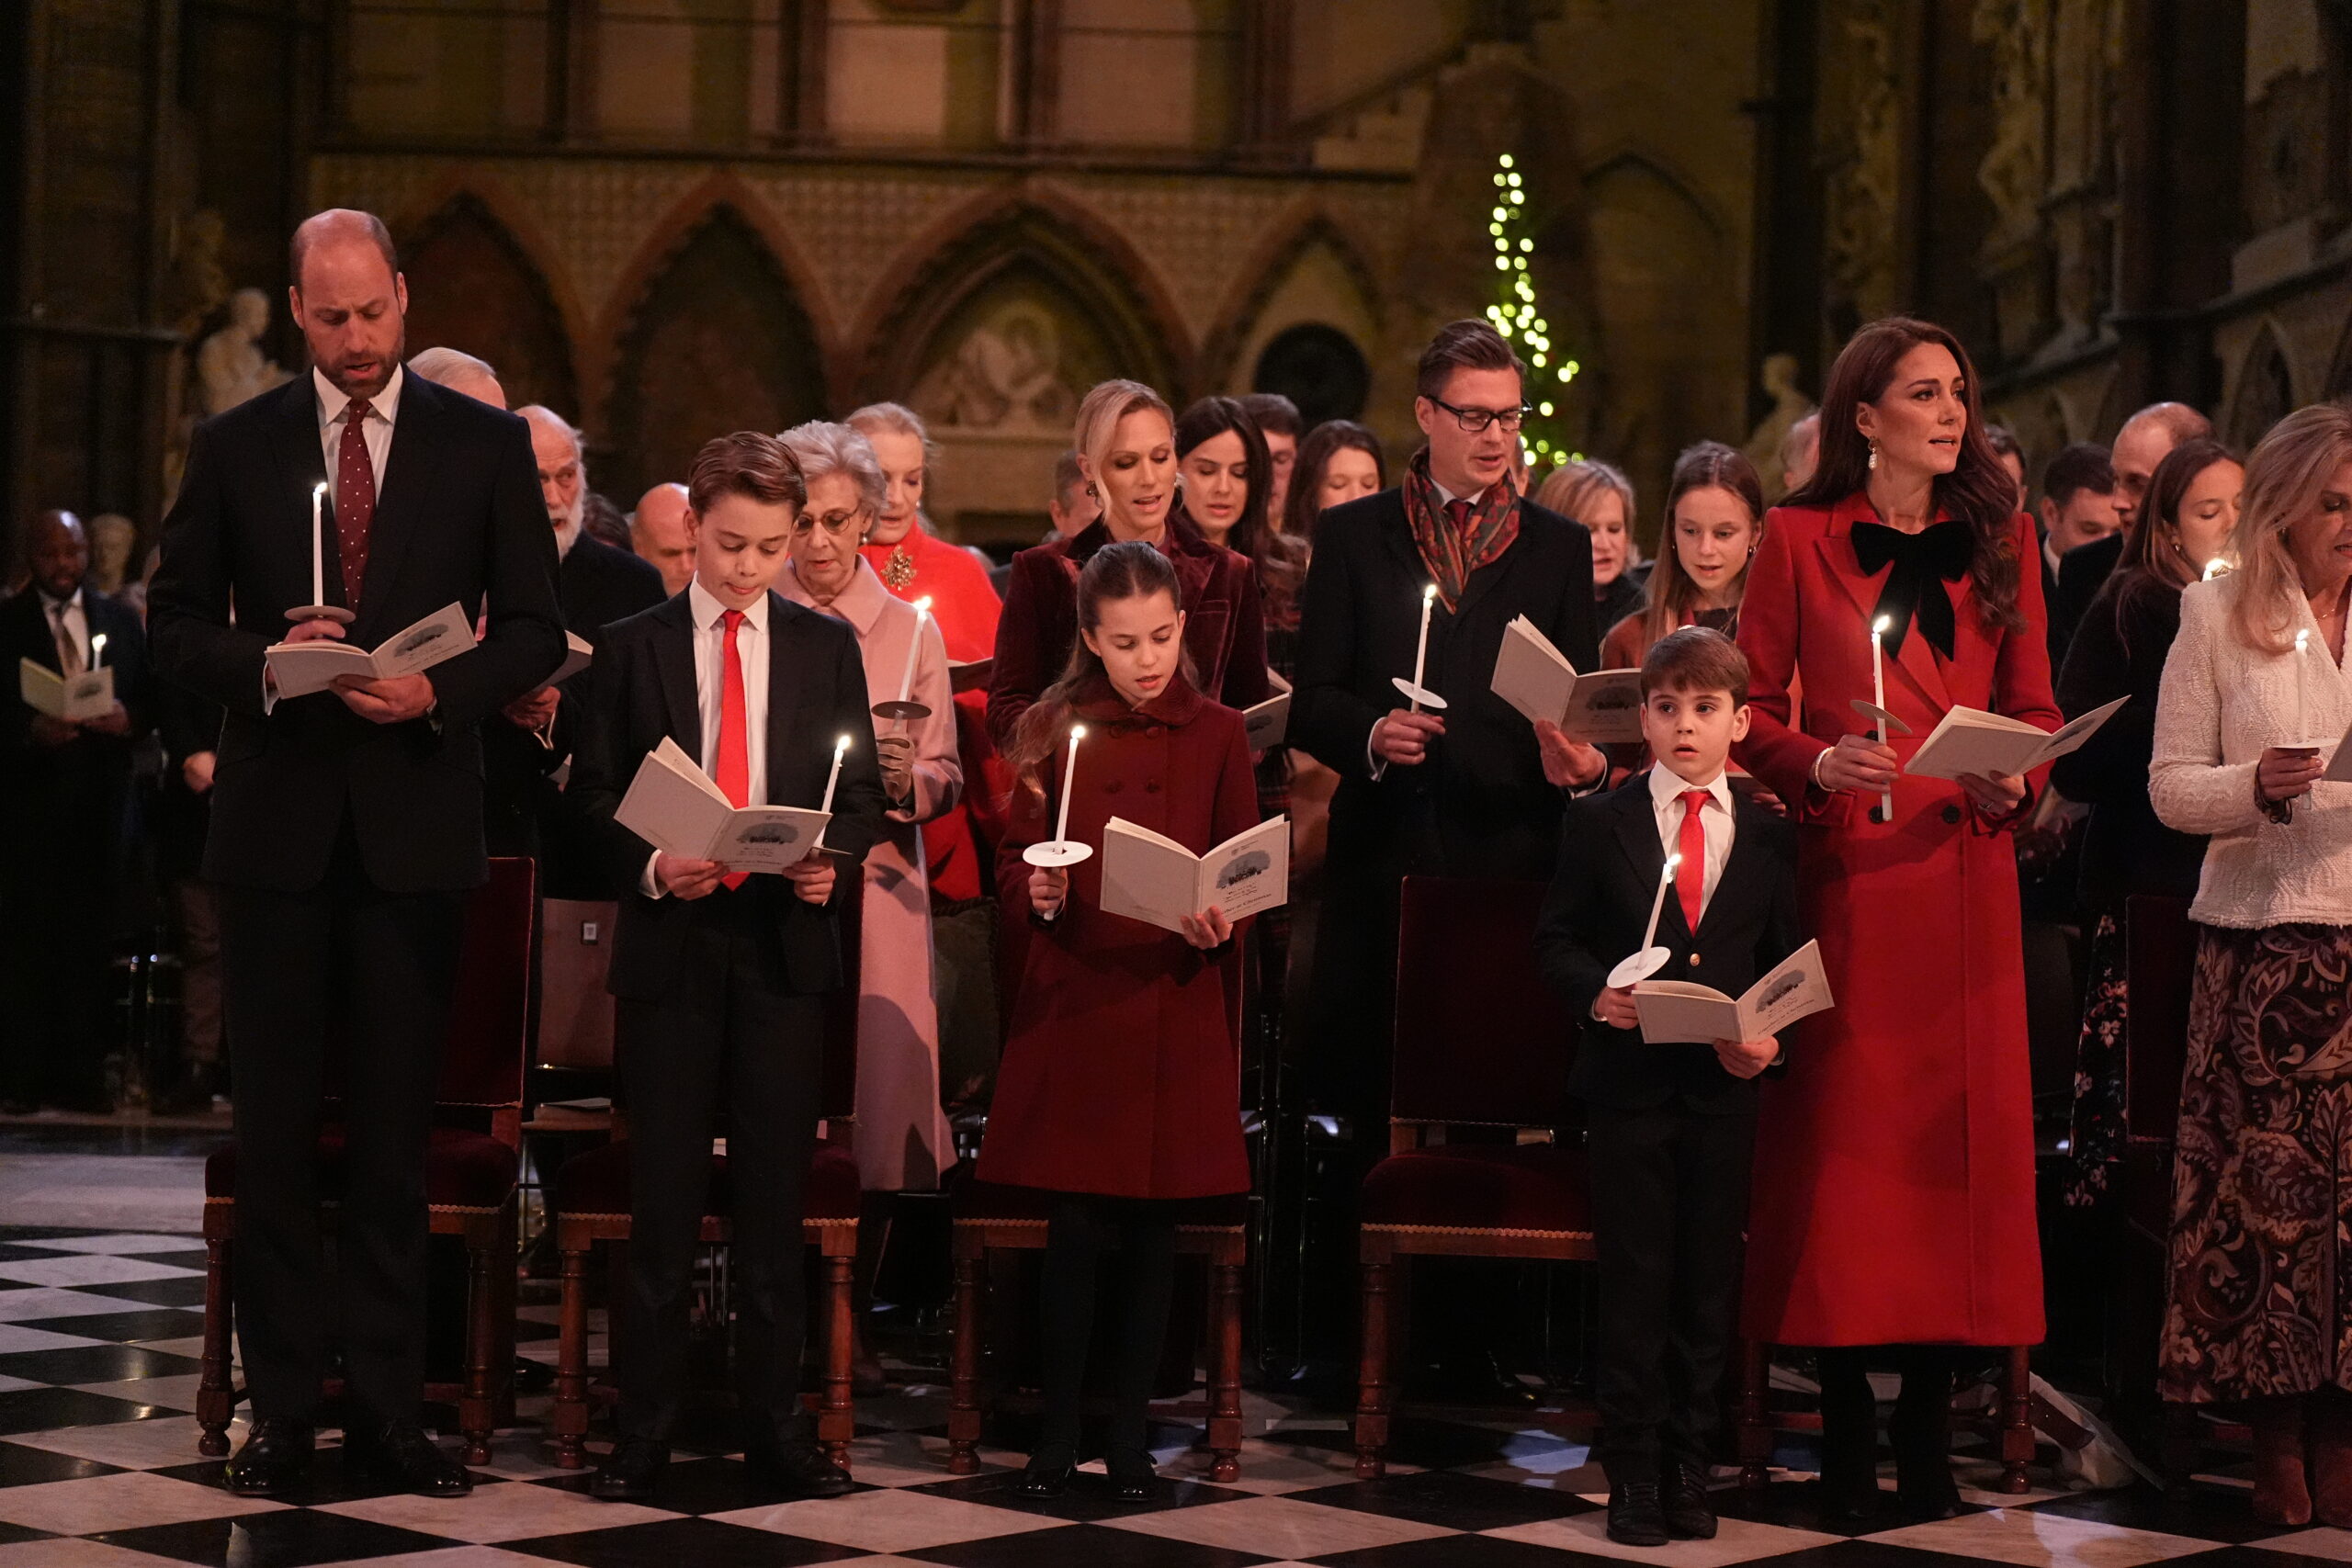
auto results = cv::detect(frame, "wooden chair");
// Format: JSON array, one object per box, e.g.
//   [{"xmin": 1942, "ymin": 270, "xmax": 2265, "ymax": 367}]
[
  {"xmin": 548, "ymin": 877, "xmax": 865, "ymax": 1472},
  {"xmin": 197, "ymin": 856, "xmax": 537, "ymax": 1464},
  {"xmin": 1352, "ymin": 876, "xmax": 1589, "ymax": 1480},
  {"xmin": 944, "ymin": 1177, "xmax": 1248, "ymax": 1480}
]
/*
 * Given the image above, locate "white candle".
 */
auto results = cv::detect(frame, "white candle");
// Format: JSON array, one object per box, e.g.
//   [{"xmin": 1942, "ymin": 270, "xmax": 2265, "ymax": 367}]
[
  {"xmin": 1640, "ymin": 852, "xmax": 1682, "ymax": 954},
  {"xmin": 2203, "ymin": 558, "xmax": 2229, "ymax": 581},
  {"xmin": 1871, "ymin": 614, "xmax": 1893, "ymax": 821},
  {"xmin": 1409, "ymin": 583, "xmax": 1436, "ymax": 712},
  {"xmin": 2298, "ymin": 627, "xmax": 2312, "ymax": 741},
  {"xmin": 820, "ymin": 734, "xmax": 850, "ymax": 816},
  {"xmin": 897, "ymin": 595, "xmax": 932, "ymax": 704},
  {"xmin": 1053, "ymin": 724, "xmax": 1085, "ymax": 844},
  {"xmin": 311, "ymin": 482, "xmax": 327, "ymax": 606},
  {"xmin": 88, "ymin": 633, "xmax": 106, "ymax": 670}
]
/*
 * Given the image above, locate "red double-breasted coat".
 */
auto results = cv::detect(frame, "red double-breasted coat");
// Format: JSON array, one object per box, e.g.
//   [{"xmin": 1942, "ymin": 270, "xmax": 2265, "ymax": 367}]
[
  {"xmin": 1733, "ymin": 491, "xmax": 2056, "ymax": 1348},
  {"xmin": 977, "ymin": 675, "xmax": 1257, "ymax": 1201}
]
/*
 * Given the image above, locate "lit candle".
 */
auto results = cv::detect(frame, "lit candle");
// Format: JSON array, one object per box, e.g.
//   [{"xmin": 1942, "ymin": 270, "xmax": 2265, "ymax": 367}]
[
  {"xmin": 88, "ymin": 633, "xmax": 107, "ymax": 670},
  {"xmin": 311, "ymin": 482, "xmax": 326, "ymax": 607},
  {"xmin": 2297, "ymin": 627, "xmax": 2312, "ymax": 742},
  {"xmin": 897, "ymin": 595, "xmax": 933, "ymax": 705},
  {"xmin": 1640, "ymin": 852, "xmax": 1682, "ymax": 956},
  {"xmin": 1871, "ymin": 613, "xmax": 1893, "ymax": 822},
  {"xmin": 2202, "ymin": 558, "xmax": 2229, "ymax": 581},
  {"xmin": 820, "ymin": 733, "xmax": 850, "ymax": 816},
  {"xmin": 1409, "ymin": 583, "xmax": 1436, "ymax": 713},
  {"xmin": 1053, "ymin": 724, "xmax": 1086, "ymax": 844}
]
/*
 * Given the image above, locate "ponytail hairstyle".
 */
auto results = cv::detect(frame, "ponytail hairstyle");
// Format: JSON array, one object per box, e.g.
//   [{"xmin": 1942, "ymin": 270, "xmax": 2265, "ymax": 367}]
[
  {"xmin": 1643, "ymin": 441, "xmax": 1765, "ymax": 649},
  {"xmin": 1072, "ymin": 378, "xmax": 1175, "ymax": 534},
  {"xmin": 1003, "ymin": 540, "xmax": 1189, "ymax": 802},
  {"xmin": 1786, "ymin": 315, "xmax": 2026, "ymax": 636}
]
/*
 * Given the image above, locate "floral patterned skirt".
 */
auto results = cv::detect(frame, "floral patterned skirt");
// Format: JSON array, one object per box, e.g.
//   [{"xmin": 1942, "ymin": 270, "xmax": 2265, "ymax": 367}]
[
  {"xmin": 2160, "ymin": 921, "xmax": 2352, "ymax": 1404},
  {"xmin": 2063, "ymin": 914, "xmax": 2128, "ymax": 1208}
]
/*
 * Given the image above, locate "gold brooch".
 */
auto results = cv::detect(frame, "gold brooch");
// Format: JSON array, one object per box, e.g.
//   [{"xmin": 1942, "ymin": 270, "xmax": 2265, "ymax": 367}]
[{"xmin": 881, "ymin": 545, "xmax": 916, "ymax": 590}]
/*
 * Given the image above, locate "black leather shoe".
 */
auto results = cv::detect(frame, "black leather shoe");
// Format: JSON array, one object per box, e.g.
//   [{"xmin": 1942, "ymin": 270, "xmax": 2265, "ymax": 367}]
[
  {"xmin": 1013, "ymin": 1445, "xmax": 1076, "ymax": 1499},
  {"xmin": 222, "ymin": 1419, "xmax": 314, "ymax": 1497},
  {"xmin": 1608, "ymin": 1478, "xmax": 1669, "ymax": 1546},
  {"xmin": 744, "ymin": 1432, "xmax": 853, "ymax": 1499},
  {"xmin": 1104, "ymin": 1446, "xmax": 1159, "ymax": 1506},
  {"xmin": 1664, "ymin": 1463, "xmax": 1718, "ymax": 1540},
  {"xmin": 590, "ymin": 1437, "xmax": 668, "ymax": 1501},
  {"xmin": 344, "ymin": 1418, "xmax": 472, "ymax": 1496}
]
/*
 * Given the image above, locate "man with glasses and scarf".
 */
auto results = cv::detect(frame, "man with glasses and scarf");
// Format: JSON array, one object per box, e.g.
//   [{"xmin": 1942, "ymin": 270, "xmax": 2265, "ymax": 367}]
[{"xmin": 1291, "ymin": 319, "xmax": 1604, "ymax": 1398}]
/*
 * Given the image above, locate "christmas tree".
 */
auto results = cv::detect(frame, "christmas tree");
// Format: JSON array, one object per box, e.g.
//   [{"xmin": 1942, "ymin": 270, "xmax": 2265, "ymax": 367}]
[{"xmin": 1481, "ymin": 153, "xmax": 1580, "ymax": 469}]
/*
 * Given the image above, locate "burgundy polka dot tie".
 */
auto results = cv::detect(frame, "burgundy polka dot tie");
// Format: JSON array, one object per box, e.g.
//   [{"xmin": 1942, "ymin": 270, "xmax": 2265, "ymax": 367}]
[{"xmin": 336, "ymin": 399, "xmax": 376, "ymax": 610}]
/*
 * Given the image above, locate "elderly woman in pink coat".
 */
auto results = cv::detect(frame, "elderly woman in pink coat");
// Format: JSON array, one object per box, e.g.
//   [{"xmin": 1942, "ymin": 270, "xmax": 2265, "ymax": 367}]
[{"xmin": 778, "ymin": 421, "xmax": 961, "ymax": 1390}]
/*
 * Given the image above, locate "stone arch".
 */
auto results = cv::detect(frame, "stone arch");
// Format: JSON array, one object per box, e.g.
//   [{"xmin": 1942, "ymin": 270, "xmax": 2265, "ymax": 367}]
[
  {"xmin": 603, "ymin": 203, "xmax": 828, "ymax": 501},
  {"xmin": 1199, "ymin": 206, "xmax": 1385, "ymax": 398},
  {"xmin": 2228, "ymin": 323, "xmax": 2298, "ymax": 450},
  {"xmin": 396, "ymin": 191, "xmax": 582, "ymax": 417}
]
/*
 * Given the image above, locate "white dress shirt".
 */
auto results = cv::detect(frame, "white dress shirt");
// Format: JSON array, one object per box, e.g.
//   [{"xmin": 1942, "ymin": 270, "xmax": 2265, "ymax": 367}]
[
  {"xmin": 643, "ymin": 580, "xmax": 774, "ymax": 896},
  {"xmin": 39, "ymin": 588, "xmax": 88, "ymax": 674},
  {"xmin": 1647, "ymin": 761, "xmax": 1736, "ymax": 920},
  {"xmin": 313, "ymin": 365, "xmax": 402, "ymax": 493}
]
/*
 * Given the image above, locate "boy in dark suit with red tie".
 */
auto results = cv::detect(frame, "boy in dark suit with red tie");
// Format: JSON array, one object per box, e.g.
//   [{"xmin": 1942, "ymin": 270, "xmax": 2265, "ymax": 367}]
[
  {"xmin": 1533, "ymin": 627, "xmax": 1804, "ymax": 1548},
  {"xmin": 568, "ymin": 431, "xmax": 888, "ymax": 1501}
]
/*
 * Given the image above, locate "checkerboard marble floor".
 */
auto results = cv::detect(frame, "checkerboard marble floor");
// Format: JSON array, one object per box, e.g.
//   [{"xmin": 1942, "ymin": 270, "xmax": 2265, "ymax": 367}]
[{"xmin": 0, "ymin": 1224, "xmax": 2331, "ymax": 1568}]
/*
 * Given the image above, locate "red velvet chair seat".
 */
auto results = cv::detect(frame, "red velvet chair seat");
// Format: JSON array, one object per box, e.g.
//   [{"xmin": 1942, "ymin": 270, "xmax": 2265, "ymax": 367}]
[
  {"xmin": 204, "ymin": 1126, "xmax": 517, "ymax": 1211},
  {"xmin": 551, "ymin": 1138, "xmax": 860, "ymax": 1223},
  {"xmin": 950, "ymin": 1172, "xmax": 1248, "ymax": 1229},
  {"xmin": 1359, "ymin": 1144, "xmax": 1592, "ymax": 1236}
]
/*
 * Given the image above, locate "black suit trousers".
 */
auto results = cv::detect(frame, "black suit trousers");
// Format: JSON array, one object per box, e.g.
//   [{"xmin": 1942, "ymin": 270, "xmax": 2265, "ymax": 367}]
[
  {"xmin": 219, "ymin": 829, "xmax": 464, "ymax": 1425},
  {"xmin": 1585, "ymin": 1101, "xmax": 1757, "ymax": 1479},
  {"xmin": 615, "ymin": 889, "xmax": 824, "ymax": 1444}
]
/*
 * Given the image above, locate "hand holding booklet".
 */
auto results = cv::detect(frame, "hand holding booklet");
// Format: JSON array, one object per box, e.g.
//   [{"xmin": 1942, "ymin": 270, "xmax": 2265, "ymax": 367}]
[
  {"xmin": 1099, "ymin": 816, "xmax": 1289, "ymax": 934},
  {"xmin": 1902, "ymin": 694, "xmax": 2125, "ymax": 781},
  {"xmin": 265, "ymin": 603, "xmax": 477, "ymax": 699},
  {"xmin": 19, "ymin": 659, "xmax": 115, "ymax": 723},
  {"xmin": 1633, "ymin": 939, "xmax": 1834, "ymax": 1045},
  {"xmin": 1490, "ymin": 615, "xmax": 1644, "ymax": 743},
  {"xmin": 615, "ymin": 737, "xmax": 831, "ymax": 873}
]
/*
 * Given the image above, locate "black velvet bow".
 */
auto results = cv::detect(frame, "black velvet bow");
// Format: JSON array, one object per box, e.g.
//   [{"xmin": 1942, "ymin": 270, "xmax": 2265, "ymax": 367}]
[{"xmin": 1852, "ymin": 519, "xmax": 1973, "ymax": 660}]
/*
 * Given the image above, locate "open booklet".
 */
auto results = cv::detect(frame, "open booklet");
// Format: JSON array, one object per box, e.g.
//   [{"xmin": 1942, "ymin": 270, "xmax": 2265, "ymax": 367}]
[
  {"xmin": 1243, "ymin": 671, "xmax": 1293, "ymax": 750},
  {"xmin": 1490, "ymin": 615, "xmax": 1644, "ymax": 743},
  {"xmin": 542, "ymin": 632, "xmax": 593, "ymax": 690},
  {"xmin": 265, "ymin": 603, "xmax": 477, "ymax": 699},
  {"xmin": 1634, "ymin": 939, "xmax": 1834, "ymax": 1045},
  {"xmin": 1099, "ymin": 815, "xmax": 1290, "ymax": 934},
  {"xmin": 18, "ymin": 659, "xmax": 115, "ymax": 723},
  {"xmin": 1904, "ymin": 694, "xmax": 2127, "ymax": 781},
  {"xmin": 614, "ymin": 736, "xmax": 831, "ymax": 872}
]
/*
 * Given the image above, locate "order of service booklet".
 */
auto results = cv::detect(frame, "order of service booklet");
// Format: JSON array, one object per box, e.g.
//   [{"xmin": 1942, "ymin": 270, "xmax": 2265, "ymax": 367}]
[
  {"xmin": 1099, "ymin": 815, "xmax": 1290, "ymax": 934},
  {"xmin": 1243, "ymin": 671, "xmax": 1293, "ymax": 750},
  {"xmin": 1490, "ymin": 615, "xmax": 1645, "ymax": 743},
  {"xmin": 264, "ymin": 602, "xmax": 477, "ymax": 699},
  {"xmin": 614, "ymin": 736, "xmax": 831, "ymax": 872},
  {"xmin": 1633, "ymin": 938, "xmax": 1835, "ymax": 1045},
  {"xmin": 18, "ymin": 659, "xmax": 115, "ymax": 723},
  {"xmin": 1903, "ymin": 694, "xmax": 2126, "ymax": 781}
]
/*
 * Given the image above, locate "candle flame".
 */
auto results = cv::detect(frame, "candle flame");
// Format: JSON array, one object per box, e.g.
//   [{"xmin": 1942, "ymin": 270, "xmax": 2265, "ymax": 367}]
[
  {"xmin": 1871, "ymin": 615, "xmax": 1892, "ymax": 635},
  {"xmin": 1423, "ymin": 583, "xmax": 1438, "ymax": 603},
  {"xmin": 313, "ymin": 482, "xmax": 327, "ymax": 500},
  {"xmin": 2203, "ymin": 558, "xmax": 2230, "ymax": 581},
  {"xmin": 913, "ymin": 595, "xmax": 933, "ymax": 615},
  {"xmin": 835, "ymin": 734, "xmax": 852, "ymax": 753},
  {"xmin": 90, "ymin": 634, "xmax": 106, "ymax": 658},
  {"xmin": 1069, "ymin": 724, "xmax": 1086, "ymax": 741},
  {"xmin": 1665, "ymin": 852, "xmax": 1682, "ymax": 872},
  {"xmin": 2299, "ymin": 628, "xmax": 2312, "ymax": 654}
]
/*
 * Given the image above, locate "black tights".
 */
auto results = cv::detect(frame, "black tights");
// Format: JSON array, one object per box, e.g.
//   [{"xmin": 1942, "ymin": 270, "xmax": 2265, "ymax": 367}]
[
  {"xmin": 1037, "ymin": 1195, "xmax": 1179, "ymax": 1458},
  {"xmin": 1815, "ymin": 1345, "xmax": 1966, "ymax": 1471}
]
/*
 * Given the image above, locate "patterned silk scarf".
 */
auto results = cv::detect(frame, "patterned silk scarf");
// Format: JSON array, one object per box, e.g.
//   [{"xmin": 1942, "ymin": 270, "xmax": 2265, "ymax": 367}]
[{"xmin": 1401, "ymin": 448, "xmax": 1521, "ymax": 610}]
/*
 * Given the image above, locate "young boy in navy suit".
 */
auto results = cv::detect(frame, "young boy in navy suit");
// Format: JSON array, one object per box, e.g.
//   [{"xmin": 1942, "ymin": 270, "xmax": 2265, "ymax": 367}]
[
  {"xmin": 1533, "ymin": 626, "xmax": 1803, "ymax": 1548},
  {"xmin": 569, "ymin": 431, "xmax": 888, "ymax": 1501}
]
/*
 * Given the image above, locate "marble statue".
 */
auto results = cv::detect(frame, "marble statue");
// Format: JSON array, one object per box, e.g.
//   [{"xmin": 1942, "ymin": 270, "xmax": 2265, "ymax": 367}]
[{"xmin": 197, "ymin": 288, "xmax": 293, "ymax": 416}]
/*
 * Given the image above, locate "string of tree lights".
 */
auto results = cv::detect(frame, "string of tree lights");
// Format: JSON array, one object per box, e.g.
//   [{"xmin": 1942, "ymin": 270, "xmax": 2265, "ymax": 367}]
[{"xmin": 1482, "ymin": 152, "xmax": 1581, "ymax": 468}]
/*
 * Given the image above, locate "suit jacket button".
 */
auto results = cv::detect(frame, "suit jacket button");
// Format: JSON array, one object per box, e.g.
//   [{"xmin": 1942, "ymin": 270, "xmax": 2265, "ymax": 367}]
[
  {"xmin": 1941, "ymin": 804, "xmax": 1962, "ymax": 824},
  {"xmin": 1689, "ymin": 953, "xmax": 1702, "ymax": 966}
]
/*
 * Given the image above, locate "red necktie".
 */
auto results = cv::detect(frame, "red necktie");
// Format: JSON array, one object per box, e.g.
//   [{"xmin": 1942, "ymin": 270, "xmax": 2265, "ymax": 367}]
[
  {"xmin": 1676, "ymin": 789, "xmax": 1709, "ymax": 933},
  {"xmin": 715, "ymin": 608, "xmax": 751, "ymax": 890},
  {"xmin": 1444, "ymin": 498, "xmax": 1473, "ymax": 533},
  {"xmin": 335, "ymin": 398, "xmax": 377, "ymax": 610}
]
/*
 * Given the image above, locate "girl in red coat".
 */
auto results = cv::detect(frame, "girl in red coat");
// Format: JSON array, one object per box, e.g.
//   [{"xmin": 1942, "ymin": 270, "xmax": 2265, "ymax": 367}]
[
  {"xmin": 981, "ymin": 539, "xmax": 1258, "ymax": 1504},
  {"xmin": 1734, "ymin": 317, "xmax": 2058, "ymax": 1522}
]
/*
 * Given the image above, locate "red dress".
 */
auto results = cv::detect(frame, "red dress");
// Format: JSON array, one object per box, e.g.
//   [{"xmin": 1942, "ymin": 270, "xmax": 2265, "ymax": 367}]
[
  {"xmin": 977, "ymin": 675, "xmax": 1257, "ymax": 1200},
  {"xmin": 1733, "ymin": 491, "xmax": 2056, "ymax": 1347}
]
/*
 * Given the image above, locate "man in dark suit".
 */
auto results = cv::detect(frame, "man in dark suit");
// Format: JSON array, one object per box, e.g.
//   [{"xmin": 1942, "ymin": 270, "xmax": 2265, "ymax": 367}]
[
  {"xmin": 0, "ymin": 509, "xmax": 151, "ymax": 1112},
  {"xmin": 2054, "ymin": 400, "xmax": 2215, "ymax": 641},
  {"xmin": 2035, "ymin": 442, "xmax": 2124, "ymax": 668},
  {"xmin": 568, "ymin": 432, "xmax": 886, "ymax": 1503},
  {"xmin": 148, "ymin": 209, "xmax": 565, "ymax": 1497},
  {"xmin": 1533, "ymin": 627, "xmax": 1801, "ymax": 1547}
]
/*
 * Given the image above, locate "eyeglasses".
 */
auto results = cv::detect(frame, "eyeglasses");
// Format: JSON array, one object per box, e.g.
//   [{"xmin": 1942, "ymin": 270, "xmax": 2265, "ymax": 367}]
[{"xmin": 1427, "ymin": 396, "xmax": 1531, "ymax": 434}]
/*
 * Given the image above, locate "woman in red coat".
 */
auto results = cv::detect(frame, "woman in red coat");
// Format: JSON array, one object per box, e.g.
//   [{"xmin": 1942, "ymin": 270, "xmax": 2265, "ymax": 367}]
[
  {"xmin": 980, "ymin": 539, "xmax": 1257, "ymax": 1505},
  {"xmin": 1734, "ymin": 317, "xmax": 2057, "ymax": 1522}
]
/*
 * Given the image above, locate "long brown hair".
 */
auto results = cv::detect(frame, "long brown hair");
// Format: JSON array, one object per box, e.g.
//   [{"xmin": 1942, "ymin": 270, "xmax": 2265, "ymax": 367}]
[
  {"xmin": 1283, "ymin": 420, "xmax": 1385, "ymax": 539},
  {"xmin": 2223, "ymin": 403, "xmax": 2352, "ymax": 655},
  {"xmin": 1786, "ymin": 316, "xmax": 2026, "ymax": 635},
  {"xmin": 1003, "ymin": 540, "xmax": 1188, "ymax": 801},
  {"xmin": 1643, "ymin": 441, "xmax": 1763, "ymax": 649},
  {"xmin": 1176, "ymin": 395, "xmax": 1304, "ymax": 615},
  {"xmin": 2109, "ymin": 436, "xmax": 2240, "ymax": 657}
]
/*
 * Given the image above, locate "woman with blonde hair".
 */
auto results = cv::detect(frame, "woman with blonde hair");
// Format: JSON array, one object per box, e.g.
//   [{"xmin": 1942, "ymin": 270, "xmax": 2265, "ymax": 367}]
[
  {"xmin": 1538, "ymin": 459, "xmax": 1645, "ymax": 635},
  {"xmin": 988, "ymin": 379, "xmax": 1271, "ymax": 750},
  {"xmin": 2151, "ymin": 401, "xmax": 2352, "ymax": 1527}
]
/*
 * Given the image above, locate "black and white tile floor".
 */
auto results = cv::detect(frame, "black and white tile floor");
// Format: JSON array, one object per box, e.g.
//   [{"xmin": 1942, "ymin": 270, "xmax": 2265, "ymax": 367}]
[{"xmin": 0, "ymin": 1224, "xmax": 2331, "ymax": 1568}]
